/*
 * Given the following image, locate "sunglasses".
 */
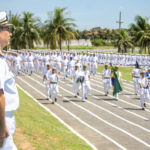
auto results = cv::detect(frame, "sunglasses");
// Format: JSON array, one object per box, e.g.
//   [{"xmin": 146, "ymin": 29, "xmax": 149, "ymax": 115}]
[{"xmin": 0, "ymin": 26, "xmax": 11, "ymax": 32}]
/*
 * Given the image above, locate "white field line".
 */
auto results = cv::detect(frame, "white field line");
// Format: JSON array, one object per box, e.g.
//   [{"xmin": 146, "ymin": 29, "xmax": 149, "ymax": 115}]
[
  {"xmin": 16, "ymin": 84, "xmax": 98, "ymax": 150},
  {"xmin": 36, "ymin": 73, "xmax": 149, "ymax": 120},
  {"xmin": 35, "ymin": 73, "xmax": 149, "ymax": 121},
  {"xmin": 26, "ymin": 75, "xmax": 150, "ymax": 148},
  {"xmin": 58, "ymin": 74, "xmax": 150, "ymax": 112},
  {"xmin": 17, "ymin": 76, "xmax": 126, "ymax": 150},
  {"xmin": 29, "ymin": 74, "xmax": 150, "ymax": 132}
]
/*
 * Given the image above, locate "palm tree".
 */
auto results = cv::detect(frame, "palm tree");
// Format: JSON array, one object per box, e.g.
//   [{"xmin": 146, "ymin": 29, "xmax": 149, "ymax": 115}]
[
  {"xmin": 115, "ymin": 29, "xmax": 134, "ymax": 53},
  {"xmin": 10, "ymin": 12, "xmax": 40, "ymax": 49},
  {"xmin": 43, "ymin": 7, "xmax": 77, "ymax": 50},
  {"xmin": 10, "ymin": 14, "xmax": 23, "ymax": 49},
  {"xmin": 130, "ymin": 16, "xmax": 150, "ymax": 54},
  {"xmin": 21, "ymin": 12, "xmax": 41, "ymax": 49}
]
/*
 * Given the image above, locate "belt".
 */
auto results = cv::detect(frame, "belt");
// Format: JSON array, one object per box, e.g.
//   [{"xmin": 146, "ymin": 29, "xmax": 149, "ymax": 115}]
[
  {"xmin": 134, "ymin": 76, "xmax": 140, "ymax": 78},
  {"xmin": 50, "ymin": 82, "xmax": 57, "ymax": 84},
  {"xmin": 104, "ymin": 77, "xmax": 110, "ymax": 79},
  {"xmin": 143, "ymin": 87, "xmax": 148, "ymax": 89}
]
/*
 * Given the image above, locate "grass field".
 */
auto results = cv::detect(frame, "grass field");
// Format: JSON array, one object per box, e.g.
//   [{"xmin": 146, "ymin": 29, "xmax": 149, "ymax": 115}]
[
  {"xmin": 97, "ymin": 65, "xmax": 133, "ymax": 82},
  {"xmin": 14, "ymin": 88, "xmax": 93, "ymax": 150}
]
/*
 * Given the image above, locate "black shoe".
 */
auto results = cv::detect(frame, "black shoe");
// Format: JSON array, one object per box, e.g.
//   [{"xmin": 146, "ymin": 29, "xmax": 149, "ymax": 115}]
[
  {"xmin": 55, "ymin": 98, "xmax": 57, "ymax": 102},
  {"xmin": 52, "ymin": 102, "xmax": 54, "ymax": 104},
  {"xmin": 85, "ymin": 97, "xmax": 88, "ymax": 99},
  {"xmin": 144, "ymin": 103, "xmax": 146, "ymax": 107},
  {"xmin": 77, "ymin": 93, "xmax": 79, "ymax": 96},
  {"xmin": 105, "ymin": 94, "xmax": 107, "ymax": 96},
  {"xmin": 142, "ymin": 107, "xmax": 145, "ymax": 110},
  {"xmin": 74, "ymin": 95, "xmax": 77, "ymax": 98}
]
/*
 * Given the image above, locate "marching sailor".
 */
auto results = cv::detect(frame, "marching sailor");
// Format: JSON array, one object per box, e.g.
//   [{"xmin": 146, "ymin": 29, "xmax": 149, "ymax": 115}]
[
  {"xmin": 47, "ymin": 68, "xmax": 59, "ymax": 104},
  {"xmin": 72, "ymin": 65, "xmax": 80, "ymax": 98},
  {"xmin": 43, "ymin": 64, "xmax": 51, "ymax": 100},
  {"xmin": 102, "ymin": 64, "xmax": 111, "ymax": 96},
  {"xmin": 80, "ymin": 65, "xmax": 91, "ymax": 102},
  {"xmin": 132, "ymin": 63, "xmax": 141, "ymax": 95},
  {"xmin": 139, "ymin": 69, "xmax": 149, "ymax": 110}
]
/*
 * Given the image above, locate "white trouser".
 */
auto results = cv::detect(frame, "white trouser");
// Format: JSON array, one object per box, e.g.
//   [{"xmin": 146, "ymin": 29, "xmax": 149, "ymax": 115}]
[
  {"xmin": 0, "ymin": 112, "xmax": 17, "ymax": 150},
  {"xmin": 103, "ymin": 79, "xmax": 111, "ymax": 94},
  {"xmin": 34, "ymin": 62, "xmax": 39, "ymax": 72},
  {"xmin": 68, "ymin": 67, "xmax": 74, "ymax": 78},
  {"xmin": 28, "ymin": 62, "xmax": 33, "ymax": 75},
  {"xmin": 140, "ymin": 88, "xmax": 149, "ymax": 108},
  {"xmin": 63, "ymin": 66, "xmax": 67, "ymax": 78},
  {"xmin": 15, "ymin": 64, "xmax": 20, "ymax": 75},
  {"xmin": 114, "ymin": 93, "xmax": 119, "ymax": 99},
  {"xmin": 57, "ymin": 62, "xmax": 61, "ymax": 74},
  {"xmin": 23, "ymin": 62, "xmax": 28, "ymax": 73},
  {"xmin": 46, "ymin": 84, "xmax": 50, "ymax": 98},
  {"xmin": 81, "ymin": 81, "xmax": 91, "ymax": 100},
  {"xmin": 50, "ymin": 84, "xmax": 59, "ymax": 102},
  {"xmin": 92, "ymin": 63, "xmax": 97, "ymax": 75},
  {"xmin": 73, "ymin": 81, "xmax": 80, "ymax": 96},
  {"xmin": 133, "ymin": 78, "xmax": 140, "ymax": 94}
]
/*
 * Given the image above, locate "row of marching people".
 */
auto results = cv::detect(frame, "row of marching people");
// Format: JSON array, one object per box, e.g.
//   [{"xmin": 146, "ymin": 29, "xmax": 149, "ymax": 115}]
[
  {"xmin": 103, "ymin": 62, "xmax": 150, "ymax": 110},
  {"xmin": 4, "ymin": 51, "xmax": 99, "ymax": 77},
  {"xmin": 43, "ymin": 63, "xmax": 91, "ymax": 103}
]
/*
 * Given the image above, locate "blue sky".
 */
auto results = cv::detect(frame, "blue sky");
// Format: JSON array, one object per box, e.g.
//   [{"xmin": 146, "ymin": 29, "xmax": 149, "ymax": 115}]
[{"xmin": 1, "ymin": 0, "xmax": 150, "ymax": 30}]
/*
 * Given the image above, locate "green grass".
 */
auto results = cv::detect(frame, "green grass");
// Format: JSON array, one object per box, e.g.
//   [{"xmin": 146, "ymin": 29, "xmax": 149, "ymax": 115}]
[
  {"xmin": 34, "ymin": 45, "xmax": 115, "ymax": 50},
  {"xmin": 97, "ymin": 65, "xmax": 133, "ymax": 82},
  {"xmin": 14, "ymin": 88, "xmax": 93, "ymax": 150}
]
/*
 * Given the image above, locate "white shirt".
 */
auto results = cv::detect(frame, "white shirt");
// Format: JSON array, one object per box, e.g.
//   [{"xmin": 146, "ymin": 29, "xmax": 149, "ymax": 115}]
[
  {"xmin": 132, "ymin": 68, "xmax": 140, "ymax": 77},
  {"xmin": 102, "ymin": 69, "xmax": 111, "ymax": 78},
  {"xmin": 0, "ymin": 55, "xmax": 19, "ymax": 112}
]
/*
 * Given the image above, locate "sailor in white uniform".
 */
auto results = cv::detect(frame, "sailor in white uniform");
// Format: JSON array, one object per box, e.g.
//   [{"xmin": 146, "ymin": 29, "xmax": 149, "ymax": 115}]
[
  {"xmin": 43, "ymin": 64, "xmax": 51, "ymax": 100},
  {"xmin": 139, "ymin": 70, "xmax": 149, "ymax": 110},
  {"xmin": 80, "ymin": 65, "xmax": 91, "ymax": 101},
  {"xmin": 0, "ymin": 11, "xmax": 19, "ymax": 150},
  {"xmin": 47, "ymin": 68, "xmax": 59, "ymax": 104},
  {"xmin": 102, "ymin": 64, "xmax": 111, "ymax": 96},
  {"xmin": 132, "ymin": 63, "xmax": 141, "ymax": 95}
]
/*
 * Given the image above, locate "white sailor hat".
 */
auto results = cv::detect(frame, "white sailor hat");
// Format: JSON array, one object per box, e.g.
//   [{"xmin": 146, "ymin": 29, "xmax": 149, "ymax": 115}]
[{"xmin": 0, "ymin": 11, "xmax": 12, "ymax": 27}]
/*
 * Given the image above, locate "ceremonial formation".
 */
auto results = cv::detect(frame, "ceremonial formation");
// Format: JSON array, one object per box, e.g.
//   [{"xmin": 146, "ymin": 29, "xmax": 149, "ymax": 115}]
[
  {"xmin": 2, "ymin": 50, "xmax": 150, "ymax": 110},
  {"xmin": 1, "ymin": 7, "xmax": 150, "ymax": 150}
]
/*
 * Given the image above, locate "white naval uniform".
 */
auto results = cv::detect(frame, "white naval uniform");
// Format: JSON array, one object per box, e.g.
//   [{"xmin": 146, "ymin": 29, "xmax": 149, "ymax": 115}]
[
  {"xmin": 72, "ymin": 69, "xmax": 81, "ymax": 96},
  {"xmin": 48, "ymin": 73, "xmax": 59, "ymax": 102},
  {"xmin": 102, "ymin": 69, "xmax": 111, "ymax": 95},
  {"xmin": 132, "ymin": 68, "xmax": 140, "ymax": 94},
  {"xmin": 92, "ymin": 56, "xmax": 98, "ymax": 75},
  {"xmin": 62, "ymin": 59, "xmax": 68, "ymax": 79},
  {"xmin": 139, "ymin": 77, "xmax": 149, "ymax": 108},
  {"xmin": 43, "ymin": 69, "xmax": 51, "ymax": 99},
  {"xmin": 0, "ymin": 55, "xmax": 19, "ymax": 150},
  {"xmin": 13, "ymin": 56, "xmax": 22, "ymax": 76},
  {"xmin": 80, "ymin": 70, "xmax": 91, "ymax": 101},
  {"xmin": 27, "ymin": 55, "xmax": 34, "ymax": 75}
]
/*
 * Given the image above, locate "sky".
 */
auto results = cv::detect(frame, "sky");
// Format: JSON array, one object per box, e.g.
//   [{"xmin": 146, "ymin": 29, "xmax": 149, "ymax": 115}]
[{"xmin": 1, "ymin": 0, "xmax": 150, "ymax": 30}]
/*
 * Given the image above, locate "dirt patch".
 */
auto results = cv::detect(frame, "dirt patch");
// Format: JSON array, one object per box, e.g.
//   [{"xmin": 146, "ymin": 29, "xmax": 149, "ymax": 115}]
[{"xmin": 14, "ymin": 128, "xmax": 35, "ymax": 150}]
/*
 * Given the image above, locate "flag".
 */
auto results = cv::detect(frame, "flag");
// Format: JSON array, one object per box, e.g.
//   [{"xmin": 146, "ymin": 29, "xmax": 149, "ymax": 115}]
[
  {"xmin": 136, "ymin": 60, "xmax": 140, "ymax": 69},
  {"xmin": 112, "ymin": 71, "xmax": 122, "ymax": 96}
]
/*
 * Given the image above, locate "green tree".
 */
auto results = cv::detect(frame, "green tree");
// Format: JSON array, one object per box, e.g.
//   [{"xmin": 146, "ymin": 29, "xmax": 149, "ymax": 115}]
[
  {"xmin": 43, "ymin": 8, "xmax": 76, "ymax": 50},
  {"xmin": 115, "ymin": 29, "xmax": 134, "ymax": 53},
  {"xmin": 10, "ymin": 12, "xmax": 40, "ymax": 49},
  {"xmin": 130, "ymin": 16, "xmax": 150, "ymax": 54}
]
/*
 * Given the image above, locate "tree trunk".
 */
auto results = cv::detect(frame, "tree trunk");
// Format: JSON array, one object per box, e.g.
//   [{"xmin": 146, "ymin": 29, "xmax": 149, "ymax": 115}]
[
  {"xmin": 67, "ymin": 40, "xmax": 70, "ymax": 51},
  {"xmin": 59, "ymin": 32, "xmax": 62, "ymax": 51}
]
